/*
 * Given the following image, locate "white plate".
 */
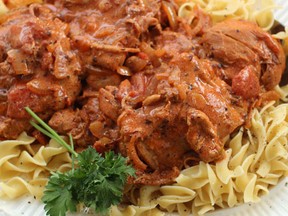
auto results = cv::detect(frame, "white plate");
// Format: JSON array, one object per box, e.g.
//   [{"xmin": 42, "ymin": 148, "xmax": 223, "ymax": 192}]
[
  {"xmin": 1, "ymin": 0, "xmax": 288, "ymax": 215},
  {"xmin": 274, "ymin": 0, "xmax": 288, "ymax": 26}
]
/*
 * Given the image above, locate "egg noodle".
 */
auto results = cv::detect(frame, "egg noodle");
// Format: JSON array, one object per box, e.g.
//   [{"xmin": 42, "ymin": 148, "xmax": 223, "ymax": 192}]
[
  {"xmin": 0, "ymin": 0, "xmax": 288, "ymax": 215},
  {"xmin": 176, "ymin": 0, "xmax": 277, "ymax": 30},
  {"xmin": 0, "ymin": 0, "xmax": 42, "ymax": 14},
  {"xmin": 0, "ymin": 133, "xmax": 72, "ymax": 199}
]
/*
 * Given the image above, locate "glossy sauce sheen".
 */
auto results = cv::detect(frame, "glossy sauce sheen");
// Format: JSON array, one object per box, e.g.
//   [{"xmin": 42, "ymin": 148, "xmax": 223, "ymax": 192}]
[{"xmin": 0, "ymin": 0, "xmax": 285, "ymax": 185}]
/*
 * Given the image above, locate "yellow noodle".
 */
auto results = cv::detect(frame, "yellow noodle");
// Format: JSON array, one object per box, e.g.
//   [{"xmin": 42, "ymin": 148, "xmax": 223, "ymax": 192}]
[
  {"xmin": 0, "ymin": 0, "xmax": 8, "ymax": 15},
  {"xmin": 5, "ymin": 0, "xmax": 42, "ymax": 9},
  {"xmin": 177, "ymin": 0, "xmax": 277, "ymax": 30},
  {"xmin": 0, "ymin": 133, "xmax": 72, "ymax": 200},
  {"xmin": 273, "ymin": 27, "xmax": 288, "ymax": 54}
]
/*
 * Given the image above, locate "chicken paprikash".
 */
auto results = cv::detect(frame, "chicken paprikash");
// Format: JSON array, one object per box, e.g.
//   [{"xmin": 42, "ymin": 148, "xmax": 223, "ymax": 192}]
[{"xmin": 0, "ymin": 0, "xmax": 285, "ymax": 185}]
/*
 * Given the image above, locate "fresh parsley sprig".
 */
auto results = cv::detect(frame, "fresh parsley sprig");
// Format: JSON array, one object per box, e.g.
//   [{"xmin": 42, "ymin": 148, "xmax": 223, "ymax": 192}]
[{"xmin": 25, "ymin": 107, "xmax": 135, "ymax": 216}]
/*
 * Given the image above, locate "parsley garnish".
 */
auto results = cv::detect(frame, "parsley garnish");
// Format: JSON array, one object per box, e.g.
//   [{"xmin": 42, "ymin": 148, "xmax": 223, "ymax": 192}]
[{"xmin": 25, "ymin": 107, "xmax": 135, "ymax": 216}]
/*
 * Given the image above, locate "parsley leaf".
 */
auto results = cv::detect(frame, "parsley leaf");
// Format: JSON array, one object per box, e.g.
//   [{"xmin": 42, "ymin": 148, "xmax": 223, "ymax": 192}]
[
  {"xmin": 74, "ymin": 149, "xmax": 135, "ymax": 215},
  {"xmin": 42, "ymin": 171, "xmax": 77, "ymax": 216}
]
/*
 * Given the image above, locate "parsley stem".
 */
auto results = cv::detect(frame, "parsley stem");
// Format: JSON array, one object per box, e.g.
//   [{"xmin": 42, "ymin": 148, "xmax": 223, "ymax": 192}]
[
  {"xmin": 30, "ymin": 121, "xmax": 76, "ymax": 156},
  {"xmin": 30, "ymin": 121, "xmax": 58, "ymax": 141},
  {"xmin": 69, "ymin": 134, "xmax": 75, "ymax": 172},
  {"xmin": 25, "ymin": 107, "xmax": 78, "ymax": 157}
]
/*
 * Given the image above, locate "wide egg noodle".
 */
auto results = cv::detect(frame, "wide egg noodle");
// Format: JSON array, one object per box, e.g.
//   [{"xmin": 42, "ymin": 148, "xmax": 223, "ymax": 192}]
[
  {"xmin": 0, "ymin": 0, "xmax": 44, "ymax": 17},
  {"xmin": 0, "ymin": 177, "xmax": 48, "ymax": 199},
  {"xmin": 157, "ymin": 185, "xmax": 196, "ymax": 212},
  {"xmin": 110, "ymin": 186, "xmax": 163, "ymax": 216},
  {"xmin": 0, "ymin": 132, "xmax": 72, "ymax": 199},
  {"xmin": 177, "ymin": 0, "xmax": 276, "ymax": 30},
  {"xmin": 249, "ymin": 0, "xmax": 277, "ymax": 30},
  {"xmin": 273, "ymin": 27, "xmax": 288, "ymax": 54},
  {"xmin": 0, "ymin": 0, "xmax": 8, "ymax": 15},
  {"xmin": 3, "ymin": 0, "xmax": 42, "ymax": 9}
]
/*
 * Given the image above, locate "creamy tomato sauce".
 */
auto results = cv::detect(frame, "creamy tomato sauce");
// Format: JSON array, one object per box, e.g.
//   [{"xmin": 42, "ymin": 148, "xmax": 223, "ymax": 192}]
[{"xmin": 0, "ymin": 0, "xmax": 285, "ymax": 185}]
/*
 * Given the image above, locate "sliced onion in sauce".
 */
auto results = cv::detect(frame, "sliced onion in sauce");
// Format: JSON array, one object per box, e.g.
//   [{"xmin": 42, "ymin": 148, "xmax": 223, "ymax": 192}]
[
  {"xmin": 27, "ymin": 79, "xmax": 52, "ymax": 95},
  {"xmin": 162, "ymin": 1, "xmax": 178, "ymax": 30},
  {"xmin": 117, "ymin": 66, "xmax": 133, "ymax": 76},
  {"xmin": 7, "ymin": 49, "xmax": 31, "ymax": 75},
  {"xmin": 142, "ymin": 94, "xmax": 161, "ymax": 106},
  {"xmin": 140, "ymin": 42, "xmax": 161, "ymax": 67},
  {"xmin": 89, "ymin": 120, "xmax": 105, "ymax": 138}
]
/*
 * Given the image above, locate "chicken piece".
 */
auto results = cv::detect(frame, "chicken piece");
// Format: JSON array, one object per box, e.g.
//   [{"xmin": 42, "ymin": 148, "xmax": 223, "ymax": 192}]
[
  {"xmin": 168, "ymin": 53, "xmax": 244, "ymax": 138},
  {"xmin": 201, "ymin": 19, "xmax": 286, "ymax": 89},
  {"xmin": 48, "ymin": 109, "xmax": 87, "ymax": 139},
  {"xmin": 0, "ymin": 116, "xmax": 31, "ymax": 139},
  {"xmin": 232, "ymin": 66, "xmax": 261, "ymax": 99},
  {"xmin": 7, "ymin": 84, "xmax": 58, "ymax": 119},
  {"xmin": 185, "ymin": 108, "xmax": 224, "ymax": 162},
  {"xmin": 187, "ymin": 80, "xmax": 244, "ymax": 138},
  {"xmin": 6, "ymin": 74, "xmax": 81, "ymax": 119}
]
